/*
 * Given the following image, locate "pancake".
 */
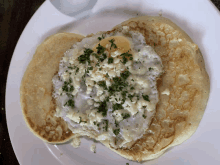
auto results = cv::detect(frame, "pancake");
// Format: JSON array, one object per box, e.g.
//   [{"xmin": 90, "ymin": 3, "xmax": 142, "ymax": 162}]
[
  {"xmin": 100, "ymin": 16, "xmax": 210, "ymax": 161},
  {"xmin": 20, "ymin": 33, "xmax": 84, "ymax": 143}
]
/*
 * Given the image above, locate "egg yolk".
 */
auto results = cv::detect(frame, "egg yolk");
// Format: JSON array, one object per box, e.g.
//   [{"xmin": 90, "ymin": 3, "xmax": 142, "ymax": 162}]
[{"xmin": 93, "ymin": 36, "xmax": 132, "ymax": 54}]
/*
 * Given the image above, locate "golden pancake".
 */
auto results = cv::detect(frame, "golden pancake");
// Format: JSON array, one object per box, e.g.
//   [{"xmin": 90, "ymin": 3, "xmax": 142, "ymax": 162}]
[
  {"xmin": 100, "ymin": 16, "xmax": 210, "ymax": 161},
  {"xmin": 20, "ymin": 33, "xmax": 84, "ymax": 143}
]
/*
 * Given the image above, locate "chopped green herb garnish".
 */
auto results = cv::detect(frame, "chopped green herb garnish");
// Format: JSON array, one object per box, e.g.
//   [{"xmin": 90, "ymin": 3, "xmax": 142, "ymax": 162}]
[
  {"xmin": 129, "ymin": 57, "xmax": 133, "ymax": 60},
  {"xmin": 104, "ymin": 120, "xmax": 109, "ymax": 131},
  {"xmin": 69, "ymin": 85, "xmax": 74, "ymax": 92},
  {"xmin": 121, "ymin": 56, "xmax": 128, "ymax": 64},
  {"xmin": 128, "ymin": 94, "xmax": 134, "ymax": 101},
  {"xmin": 113, "ymin": 129, "xmax": 120, "ymax": 135},
  {"xmin": 149, "ymin": 67, "xmax": 153, "ymax": 71},
  {"xmin": 62, "ymin": 83, "xmax": 69, "ymax": 92},
  {"xmin": 75, "ymin": 67, "xmax": 79, "ymax": 74},
  {"xmin": 78, "ymin": 48, "xmax": 93, "ymax": 64},
  {"xmin": 126, "ymin": 163, "xmax": 129, "ymax": 165},
  {"xmin": 98, "ymin": 34, "xmax": 105, "ymax": 41},
  {"xmin": 92, "ymin": 53, "xmax": 100, "ymax": 59},
  {"xmin": 154, "ymin": 43, "xmax": 156, "ymax": 46},
  {"xmin": 112, "ymin": 104, "xmax": 123, "ymax": 111},
  {"xmin": 142, "ymin": 114, "xmax": 147, "ymax": 119},
  {"xmin": 120, "ymin": 52, "xmax": 132, "ymax": 57},
  {"xmin": 79, "ymin": 116, "xmax": 87, "ymax": 123},
  {"xmin": 122, "ymin": 113, "xmax": 130, "ymax": 119},
  {"xmin": 138, "ymin": 49, "xmax": 140, "ymax": 52},
  {"xmin": 121, "ymin": 70, "xmax": 130, "ymax": 80},
  {"xmin": 97, "ymin": 100, "xmax": 108, "ymax": 116},
  {"xmin": 98, "ymin": 81, "xmax": 107, "ymax": 90},
  {"xmin": 120, "ymin": 52, "xmax": 132, "ymax": 64},
  {"xmin": 109, "ymin": 39, "xmax": 117, "ymax": 49},
  {"xmin": 64, "ymin": 99, "xmax": 75, "ymax": 108},
  {"xmin": 106, "ymin": 73, "xmax": 109, "ymax": 78},
  {"xmin": 108, "ymin": 57, "xmax": 114, "ymax": 64},
  {"xmin": 142, "ymin": 95, "xmax": 150, "ymax": 101},
  {"xmin": 121, "ymin": 91, "xmax": 127, "ymax": 102},
  {"xmin": 108, "ymin": 77, "xmax": 128, "ymax": 94},
  {"xmin": 115, "ymin": 120, "xmax": 119, "ymax": 127},
  {"xmin": 96, "ymin": 44, "xmax": 106, "ymax": 54},
  {"xmin": 99, "ymin": 53, "xmax": 107, "ymax": 62},
  {"xmin": 130, "ymin": 87, "xmax": 134, "ymax": 90},
  {"xmin": 62, "ymin": 78, "xmax": 73, "ymax": 92},
  {"xmin": 88, "ymin": 66, "xmax": 93, "ymax": 70},
  {"xmin": 68, "ymin": 66, "xmax": 73, "ymax": 69}
]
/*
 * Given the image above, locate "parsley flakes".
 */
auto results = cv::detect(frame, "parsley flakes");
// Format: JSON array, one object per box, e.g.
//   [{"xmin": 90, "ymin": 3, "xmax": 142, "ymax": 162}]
[
  {"xmin": 99, "ymin": 53, "xmax": 107, "ymax": 62},
  {"xmin": 120, "ymin": 70, "xmax": 130, "ymax": 80},
  {"xmin": 108, "ymin": 77, "xmax": 128, "ymax": 94},
  {"xmin": 79, "ymin": 117, "xmax": 87, "ymax": 123},
  {"xmin": 98, "ymin": 34, "xmax": 105, "ymax": 41},
  {"xmin": 112, "ymin": 104, "xmax": 123, "ymax": 111},
  {"xmin": 75, "ymin": 67, "xmax": 79, "ymax": 74},
  {"xmin": 96, "ymin": 44, "xmax": 106, "ymax": 54},
  {"xmin": 109, "ymin": 39, "xmax": 117, "ymax": 49},
  {"xmin": 108, "ymin": 57, "xmax": 114, "ymax": 64},
  {"xmin": 78, "ymin": 48, "xmax": 93, "ymax": 64},
  {"xmin": 98, "ymin": 81, "xmax": 107, "ymax": 90},
  {"xmin": 113, "ymin": 129, "xmax": 120, "ymax": 135},
  {"xmin": 104, "ymin": 120, "xmax": 109, "ymax": 131},
  {"xmin": 149, "ymin": 67, "xmax": 153, "ymax": 71},
  {"xmin": 64, "ymin": 99, "xmax": 75, "ymax": 108},
  {"xmin": 62, "ymin": 78, "xmax": 74, "ymax": 92},
  {"xmin": 142, "ymin": 95, "xmax": 150, "ymax": 101},
  {"xmin": 122, "ymin": 113, "xmax": 130, "ymax": 119},
  {"xmin": 120, "ymin": 52, "xmax": 133, "ymax": 64},
  {"xmin": 97, "ymin": 100, "xmax": 108, "ymax": 117}
]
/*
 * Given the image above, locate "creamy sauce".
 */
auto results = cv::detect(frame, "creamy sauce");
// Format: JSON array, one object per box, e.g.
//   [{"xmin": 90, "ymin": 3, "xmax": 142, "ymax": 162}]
[{"xmin": 52, "ymin": 26, "xmax": 163, "ymax": 149}]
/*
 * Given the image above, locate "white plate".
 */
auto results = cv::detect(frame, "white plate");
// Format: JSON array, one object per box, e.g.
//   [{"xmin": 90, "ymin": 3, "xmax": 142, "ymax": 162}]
[{"xmin": 6, "ymin": 0, "xmax": 220, "ymax": 164}]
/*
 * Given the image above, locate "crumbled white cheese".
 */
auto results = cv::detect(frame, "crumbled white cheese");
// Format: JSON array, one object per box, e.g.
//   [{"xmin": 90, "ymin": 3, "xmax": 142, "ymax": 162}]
[
  {"xmin": 55, "ymin": 107, "xmax": 61, "ymax": 117},
  {"xmin": 87, "ymin": 99, "xmax": 93, "ymax": 105},
  {"xmin": 90, "ymin": 143, "xmax": 96, "ymax": 153},
  {"xmin": 111, "ymin": 50, "xmax": 121, "ymax": 57},
  {"xmin": 122, "ymin": 26, "xmax": 129, "ymax": 33},
  {"xmin": 97, "ymin": 133, "xmax": 109, "ymax": 141},
  {"xmin": 71, "ymin": 137, "xmax": 81, "ymax": 148},
  {"xmin": 113, "ymin": 110, "xmax": 124, "ymax": 122},
  {"xmin": 62, "ymin": 72, "xmax": 69, "ymax": 81},
  {"xmin": 122, "ymin": 99, "xmax": 139, "ymax": 115},
  {"xmin": 62, "ymin": 57, "xmax": 68, "ymax": 62}
]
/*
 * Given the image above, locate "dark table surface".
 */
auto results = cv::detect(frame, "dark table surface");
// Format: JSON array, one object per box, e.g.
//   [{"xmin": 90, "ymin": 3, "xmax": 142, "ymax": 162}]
[{"xmin": 0, "ymin": 0, "xmax": 220, "ymax": 164}]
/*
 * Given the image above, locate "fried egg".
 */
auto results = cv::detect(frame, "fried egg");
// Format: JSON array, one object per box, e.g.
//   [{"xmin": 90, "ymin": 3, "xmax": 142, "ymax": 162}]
[{"xmin": 52, "ymin": 26, "xmax": 163, "ymax": 149}]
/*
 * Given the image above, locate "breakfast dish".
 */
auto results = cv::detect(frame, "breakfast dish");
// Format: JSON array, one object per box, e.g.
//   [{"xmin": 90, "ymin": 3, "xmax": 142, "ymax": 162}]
[{"xmin": 20, "ymin": 16, "xmax": 210, "ymax": 161}]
